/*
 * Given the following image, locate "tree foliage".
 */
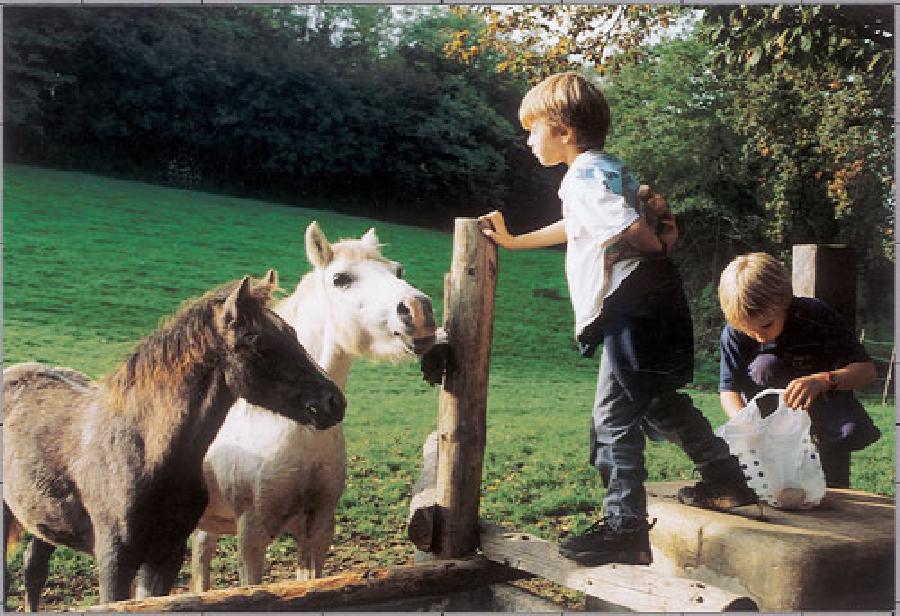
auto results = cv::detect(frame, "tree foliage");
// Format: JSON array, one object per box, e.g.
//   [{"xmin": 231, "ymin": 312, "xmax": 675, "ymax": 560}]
[
  {"xmin": 4, "ymin": 7, "xmax": 531, "ymax": 217},
  {"xmin": 702, "ymin": 6, "xmax": 894, "ymax": 265},
  {"xmin": 444, "ymin": 5, "xmax": 684, "ymax": 83},
  {"xmin": 5, "ymin": 6, "xmax": 893, "ymax": 328}
]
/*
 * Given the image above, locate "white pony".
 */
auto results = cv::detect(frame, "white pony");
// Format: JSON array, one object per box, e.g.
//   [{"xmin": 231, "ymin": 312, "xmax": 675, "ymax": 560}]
[{"xmin": 191, "ymin": 221, "xmax": 437, "ymax": 590}]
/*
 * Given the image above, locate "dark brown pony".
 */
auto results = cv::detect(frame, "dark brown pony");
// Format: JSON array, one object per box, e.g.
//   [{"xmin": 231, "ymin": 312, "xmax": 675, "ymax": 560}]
[{"xmin": 3, "ymin": 271, "xmax": 345, "ymax": 609}]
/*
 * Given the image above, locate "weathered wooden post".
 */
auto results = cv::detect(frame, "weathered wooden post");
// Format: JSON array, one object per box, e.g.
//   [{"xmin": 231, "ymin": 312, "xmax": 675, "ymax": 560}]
[
  {"xmin": 792, "ymin": 244, "xmax": 857, "ymax": 331},
  {"xmin": 433, "ymin": 217, "xmax": 497, "ymax": 558}
]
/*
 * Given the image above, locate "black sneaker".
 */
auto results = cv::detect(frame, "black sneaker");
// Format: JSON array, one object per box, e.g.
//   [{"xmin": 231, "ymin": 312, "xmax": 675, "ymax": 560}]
[
  {"xmin": 676, "ymin": 479, "xmax": 758, "ymax": 510},
  {"xmin": 558, "ymin": 517, "xmax": 653, "ymax": 566}
]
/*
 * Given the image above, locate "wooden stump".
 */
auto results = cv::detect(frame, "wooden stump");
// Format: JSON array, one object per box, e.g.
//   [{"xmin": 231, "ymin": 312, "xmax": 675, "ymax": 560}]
[{"xmin": 434, "ymin": 218, "xmax": 497, "ymax": 558}]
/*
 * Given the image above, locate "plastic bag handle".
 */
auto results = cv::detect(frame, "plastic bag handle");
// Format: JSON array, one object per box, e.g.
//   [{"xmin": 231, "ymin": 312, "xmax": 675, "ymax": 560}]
[
  {"xmin": 741, "ymin": 388, "xmax": 788, "ymax": 423},
  {"xmin": 747, "ymin": 388, "xmax": 786, "ymax": 405}
]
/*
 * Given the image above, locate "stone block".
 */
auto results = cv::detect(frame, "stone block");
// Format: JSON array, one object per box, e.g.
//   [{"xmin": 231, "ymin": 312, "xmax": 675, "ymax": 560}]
[{"xmin": 647, "ymin": 482, "xmax": 894, "ymax": 611}]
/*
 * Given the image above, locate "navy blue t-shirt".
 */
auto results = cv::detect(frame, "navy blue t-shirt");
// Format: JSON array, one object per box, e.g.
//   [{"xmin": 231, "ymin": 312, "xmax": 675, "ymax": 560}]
[{"xmin": 720, "ymin": 296, "xmax": 869, "ymax": 395}]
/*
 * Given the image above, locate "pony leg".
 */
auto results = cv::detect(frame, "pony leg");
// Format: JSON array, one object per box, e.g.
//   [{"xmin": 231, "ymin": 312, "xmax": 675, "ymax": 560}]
[
  {"xmin": 190, "ymin": 530, "xmax": 219, "ymax": 594},
  {"xmin": 22, "ymin": 537, "xmax": 55, "ymax": 611},
  {"xmin": 287, "ymin": 512, "xmax": 333, "ymax": 581},
  {"xmin": 3, "ymin": 502, "xmax": 17, "ymax": 608},
  {"xmin": 95, "ymin": 536, "xmax": 139, "ymax": 604},
  {"xmin": 286, "ymin": 516, "xmax": 315, "ymax": 581},
  {"xmin": 236, "ymin": 514, "xmax": 269, "ymax": 587},
  {"xmin": 135, "ymin": 543, "xmax": 186, "ymax": 599}
]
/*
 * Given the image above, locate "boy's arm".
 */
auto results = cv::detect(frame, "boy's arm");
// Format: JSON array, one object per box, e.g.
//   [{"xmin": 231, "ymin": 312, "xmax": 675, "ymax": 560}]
[
  {"xmin": 784, "ymin": 360, "xmax": 877, "ymax": 410},
  {"xmin": 620, "ymin": 218, "xmax": 663, "ymax": 255},
  {"xmin": 720, "ymin": 391, "xmax": 745, "ymax": 418},
  {"xmin": 480, "ymin": 211, "xmax": 566, "ymax": 250},
  {"xmin": 719, "ymin": 326, "xmax": 750, "ymax": 419}
]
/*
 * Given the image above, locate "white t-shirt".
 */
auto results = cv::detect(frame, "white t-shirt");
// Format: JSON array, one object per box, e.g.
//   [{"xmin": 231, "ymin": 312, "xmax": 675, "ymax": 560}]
[{"xmin": 559, "ymin": 150, "xmax": 641, "ymax": 338}]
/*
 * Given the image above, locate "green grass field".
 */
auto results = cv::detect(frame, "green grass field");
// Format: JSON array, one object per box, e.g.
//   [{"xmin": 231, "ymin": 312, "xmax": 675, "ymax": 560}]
[{"xmin": 3, "ymin": 164, "xmax": 895, "ymax": 610}]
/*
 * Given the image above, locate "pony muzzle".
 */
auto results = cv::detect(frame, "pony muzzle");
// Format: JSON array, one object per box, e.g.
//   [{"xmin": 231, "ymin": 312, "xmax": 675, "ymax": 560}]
[
  {"xmin": 396, "ymin": 295, "xmax": 436, "ymax": 354},
  {"xmin": 305, "ymin": 389, "xmax": 346, "ymax": 429}
]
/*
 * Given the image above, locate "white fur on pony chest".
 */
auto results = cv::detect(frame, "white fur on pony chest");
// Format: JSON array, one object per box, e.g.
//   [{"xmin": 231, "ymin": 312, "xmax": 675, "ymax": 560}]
[{"xmin": 204, "ymin": 399, "xmax": 347, "ymax": 516}]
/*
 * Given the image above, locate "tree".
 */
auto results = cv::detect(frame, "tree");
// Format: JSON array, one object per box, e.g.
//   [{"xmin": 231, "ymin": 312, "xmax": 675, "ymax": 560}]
[
  {"xmin": 703, "ymin": 6, "xmax": 893, "ymax": 258},
  {"xmin": 443, "ymin": 5, "xmax": 684, "ymax": 83},
  {"xmin": 703, "ymin": 5, "xmax": 894, "ymax": 323}
]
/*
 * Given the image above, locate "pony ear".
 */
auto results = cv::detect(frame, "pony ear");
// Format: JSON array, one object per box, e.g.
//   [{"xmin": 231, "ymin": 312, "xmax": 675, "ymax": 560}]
[
  {"xmin": 261, "ymin": 268, "xmax": 278, "ymax": 289},
  {"xmin": 220, "ymin": 276, "xmax": 251, "ymax": 329},
  {"xmin": 305, "ymin": 221, "xmax": 333, "ymax": 268},
  {"xmin": 361, "ymin": 227, "xmax": 379, "ymax": 248}
]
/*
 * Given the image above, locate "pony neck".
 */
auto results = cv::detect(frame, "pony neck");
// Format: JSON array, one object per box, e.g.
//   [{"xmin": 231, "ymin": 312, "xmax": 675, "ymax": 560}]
[
  {"xmin": 277, "ymin": 277, "xmax": 352, "ymax": 391},
  {"xmin": 133, "ymin": 363, "xmax": 238, "ymax": 473},
  {"xmin": 310, "ymin": 336, "xmax": 351, "ymax": 391}
]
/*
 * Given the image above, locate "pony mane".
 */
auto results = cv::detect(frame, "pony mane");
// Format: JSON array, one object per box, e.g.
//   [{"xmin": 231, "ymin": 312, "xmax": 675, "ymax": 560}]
[
  {"xmin": 330, "ymin": 237, "xmax": 390, "ymax": 264},
  {"xmin": 103, "ymin": 279, "xmax": 273, "ymax": 412}
]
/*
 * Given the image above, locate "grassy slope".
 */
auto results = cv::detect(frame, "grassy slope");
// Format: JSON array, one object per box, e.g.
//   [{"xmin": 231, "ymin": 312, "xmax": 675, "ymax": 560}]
[{"xmin": 3, "ymin": 164, "xmax": 895, "ymax": 609}]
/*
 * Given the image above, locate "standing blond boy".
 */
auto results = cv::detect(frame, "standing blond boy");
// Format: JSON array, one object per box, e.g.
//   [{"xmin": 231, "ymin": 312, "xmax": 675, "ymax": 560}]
[{"xmin": 481, "ymin": 72, "xmax": 755, "ymax": 566}]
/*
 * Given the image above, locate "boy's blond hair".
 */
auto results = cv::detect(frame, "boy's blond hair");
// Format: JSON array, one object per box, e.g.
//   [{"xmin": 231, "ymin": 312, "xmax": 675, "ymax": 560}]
[
  {"xmin": 518, "ymin": 72, "xmax": 610, "ymax": 151},
  {"xmin": 718, "ymin": 253, "xmax": 793, "ymax": 326}
]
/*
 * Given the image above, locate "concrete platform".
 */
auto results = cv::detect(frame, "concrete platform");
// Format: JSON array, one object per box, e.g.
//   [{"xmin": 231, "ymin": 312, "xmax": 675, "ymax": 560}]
[{"xmin": 646, "ymin": 482, "xmax": 895, "ymax": 611}]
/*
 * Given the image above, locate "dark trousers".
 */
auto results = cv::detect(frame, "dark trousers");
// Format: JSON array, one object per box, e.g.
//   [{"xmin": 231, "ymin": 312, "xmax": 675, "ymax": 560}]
[
  {"xmin": 584, "ymin": 259, "xmax": 741, "ymax": 525},
  {"xmin": 746, "ymin": 354, "xmax": 877, "ymax": 489}
]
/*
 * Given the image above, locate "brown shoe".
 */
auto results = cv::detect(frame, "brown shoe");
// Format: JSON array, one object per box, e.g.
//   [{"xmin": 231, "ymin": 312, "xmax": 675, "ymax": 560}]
[{"xmin": 676, "ymin": 480, "xmax": 758, "ymax": 510}]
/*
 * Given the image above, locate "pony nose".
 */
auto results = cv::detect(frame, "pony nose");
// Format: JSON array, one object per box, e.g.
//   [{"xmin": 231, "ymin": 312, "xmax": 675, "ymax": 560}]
[
  {"xmin": 326, "ymin": 389, "xmax": 346, "ymax": 422},
  {"xmin": 398, "ymin": 296, "xmax": 436, "ymax": 331},
  {"xmin": 309, "ymin": 388, "xmax": 346, "ymax": 429},
  {"xmin": 398, "ymin": 295, "xmax": 436, "ymax": 355}
]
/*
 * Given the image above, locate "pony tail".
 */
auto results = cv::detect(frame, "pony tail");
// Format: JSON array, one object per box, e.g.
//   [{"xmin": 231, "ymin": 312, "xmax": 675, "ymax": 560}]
[{"xmin": 4, "ymin": 503, "xmax": 23, "ymax": 561}]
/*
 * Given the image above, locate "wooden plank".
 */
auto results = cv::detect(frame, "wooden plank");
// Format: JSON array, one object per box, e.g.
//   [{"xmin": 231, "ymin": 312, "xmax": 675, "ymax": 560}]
[
  {"xmin": 435, "ymin": 218, "xmax": 498, "ymax": 558},
  {"xmin": 85, "ymin": 558, "xmax": 528, "ymax": 613},
  {"xmin": 478, "ymin": 522, "xmax": 758, "ymax": 613}
]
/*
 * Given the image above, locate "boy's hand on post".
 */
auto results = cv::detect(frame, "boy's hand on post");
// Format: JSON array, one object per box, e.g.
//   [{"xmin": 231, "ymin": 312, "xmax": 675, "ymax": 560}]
[
  {"xmin": 479, "ymin": 211, "xmax": 516, "ymax": 249},
  {"xmin": 784, "ymin": 374, "xmax": 829, "ymax": 410}
]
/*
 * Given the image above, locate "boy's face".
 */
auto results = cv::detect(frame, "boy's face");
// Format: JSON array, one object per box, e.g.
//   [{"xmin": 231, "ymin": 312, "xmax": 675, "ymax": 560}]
[
  {"xmin": 526, "ymin": 119, "xmax": 573, "ymax": 167},
  {"xmin": 737, "ymin": 307, "xmax": 787, "ymax": 344}
]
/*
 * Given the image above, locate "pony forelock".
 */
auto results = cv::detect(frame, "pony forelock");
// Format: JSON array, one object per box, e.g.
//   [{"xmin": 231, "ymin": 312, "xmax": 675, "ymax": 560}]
[{"xmin": 329, "ymin": 237, "xmax": 389, "ymax": 265}]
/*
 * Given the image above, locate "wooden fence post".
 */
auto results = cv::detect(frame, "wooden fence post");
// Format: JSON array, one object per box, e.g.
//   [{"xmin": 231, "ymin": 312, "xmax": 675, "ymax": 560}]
[
  {"xmin": 434, "ymin": 218, "xmax": 498, "ymax": 558},
  {"xmin": 792, "ymin": 244, "xmax": 857, "ymax": 331}
]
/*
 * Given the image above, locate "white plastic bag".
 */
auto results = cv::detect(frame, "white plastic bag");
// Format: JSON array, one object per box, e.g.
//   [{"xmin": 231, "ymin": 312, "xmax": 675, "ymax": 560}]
[{"xmin": 715, "ymin": 388, "xmax": 826, "ymax": 509}]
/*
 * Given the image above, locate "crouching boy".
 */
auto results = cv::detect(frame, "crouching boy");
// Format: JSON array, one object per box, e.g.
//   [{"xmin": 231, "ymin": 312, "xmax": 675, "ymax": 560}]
[{"xmin": 718, "ymin": 252, "xmax": 880, "ymax": 488}]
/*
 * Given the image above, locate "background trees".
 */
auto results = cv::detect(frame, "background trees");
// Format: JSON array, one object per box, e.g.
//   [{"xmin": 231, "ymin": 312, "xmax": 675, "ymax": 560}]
[
  {"xmin": 4, "ymin": 7, "xmax": 535, "ymax": 219},
  {"xmin": 5, "ymin": 5, "xmax": 893, "ymax": 348}
]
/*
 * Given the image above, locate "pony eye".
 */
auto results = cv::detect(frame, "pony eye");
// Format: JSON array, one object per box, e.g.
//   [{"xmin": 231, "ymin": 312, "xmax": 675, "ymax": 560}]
[
  {"xmin": 395, "ymin": 265, "xmax": 404, "ymax": 279},
  {"xmin": 332, "ymin": 272, "xmax": 354, "ymax": 288}
]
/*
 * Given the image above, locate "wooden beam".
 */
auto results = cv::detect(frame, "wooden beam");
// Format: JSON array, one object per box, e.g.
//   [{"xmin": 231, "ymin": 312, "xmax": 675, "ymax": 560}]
[
  {"xmin": 86, "ymin": 559, "xmax": 528, "ymax": 613},
  {"xmin": 478, "ymin": 522, "xmax": 758, "ymax": 613},
  {"xmin": 434, "ymin": 218, "xmax": 497, "ymax": 558},
  {"xmin": 792, "ymin": 244, "xmax": 857, "ymax": 331},
  {"xmin": 407, "ymin": 430, "xmax": 439, "ymax": 552}
]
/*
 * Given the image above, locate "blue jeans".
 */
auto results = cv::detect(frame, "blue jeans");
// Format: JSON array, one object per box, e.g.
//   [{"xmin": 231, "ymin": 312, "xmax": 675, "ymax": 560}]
[{"xmin": 591, "ymin": 344, "xmax": 735, "ymax": 525}]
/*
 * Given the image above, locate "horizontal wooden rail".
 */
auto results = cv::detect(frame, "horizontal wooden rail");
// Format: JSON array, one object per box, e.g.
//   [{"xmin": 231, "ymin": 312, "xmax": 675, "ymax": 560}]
[{"xmin": 86, "ymin": 558, "xmax": 528, "ymax": 612}]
